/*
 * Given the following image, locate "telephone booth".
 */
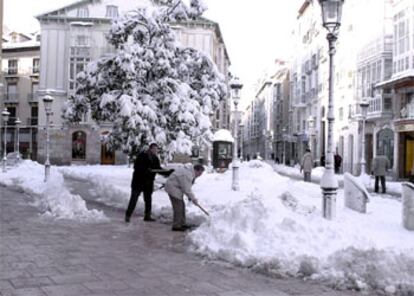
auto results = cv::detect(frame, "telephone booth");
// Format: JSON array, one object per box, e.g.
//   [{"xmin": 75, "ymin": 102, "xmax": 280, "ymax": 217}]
[{"xmin": 212, "ymin": 129, "xmax": 234, "ymax": 171}]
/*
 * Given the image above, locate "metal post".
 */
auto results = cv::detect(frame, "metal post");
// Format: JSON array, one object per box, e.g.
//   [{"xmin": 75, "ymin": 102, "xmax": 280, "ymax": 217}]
[
  {"xmin": 359, "ymin": 100, "xmax": 369, "ymax": 176},
  {"xmin": 239, "ymin": 125, "xmax": 244, "ymax": 161},
  {"xmin": 2, "ymin": 109, "xmax": 10, "ymax": 173},
  {"xmin": 15, "ymin": 118, "xmax": 21, "ymax": 162},
  {"xmin": 232, "ymin": 106, "xmax": 239, "ymax": 191},
  {"xmin": 360, "ymin": 115, "xmax": 366, "ymax": 175},
  {"xmin": 44, "ymin": 110, "xmax": 51, "ymax": 182},
  {"xmin": 320, "ymin": 33, "xmax": 338, "ymax": 220},
  {"xmin": 2, "ymin": 121, "xmax": 7, "ymax": 172}
]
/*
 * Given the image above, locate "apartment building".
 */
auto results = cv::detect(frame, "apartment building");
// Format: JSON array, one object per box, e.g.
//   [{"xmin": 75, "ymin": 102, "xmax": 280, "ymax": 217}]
[
  {"xmin": 290, "ymin": 0, "xmax": 326, "ymax": 165},
  {"xmin": 242, "ymin": 60, "xmax": 289, "ymax": 161},
  {"xmin": 35, "ymin": 0, "xmax": 231, "ymax": 165},
  {"xmin": 1, "ymin": 30, "xmax": 40, "ymax": 160},
  {"xmin": 377, "ymin": 0, "xmax": 414, "ymax": 179}
]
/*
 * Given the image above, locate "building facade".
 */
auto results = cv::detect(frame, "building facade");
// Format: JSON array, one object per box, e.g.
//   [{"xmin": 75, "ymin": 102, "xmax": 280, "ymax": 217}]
[
  {"xmin": 35, "ymin": 0, "xmax": 230, "ymax": 165},
  {"xmin": 377, "ymin": 0, "xmax": 414, "ymax": 179},
  {"xmin": 1, "ymin": 30, "xmax": 40, "ymax": 160}
]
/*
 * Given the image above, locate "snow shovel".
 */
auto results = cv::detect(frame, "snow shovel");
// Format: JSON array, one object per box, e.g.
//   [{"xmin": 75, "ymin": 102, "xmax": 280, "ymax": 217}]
[{"xmin": 193, "ymin": 200, "xmax": 210, "ymax": 216}]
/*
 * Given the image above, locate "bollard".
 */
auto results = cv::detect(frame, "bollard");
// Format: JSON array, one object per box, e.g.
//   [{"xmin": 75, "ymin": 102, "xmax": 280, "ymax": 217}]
[
  {"xmin": 402, "ymin": 182, "xmax": 414, "ymax": 231},
  {"xmin": 344, "ymin": 173, "xmax": 370, "ymax": 213}
]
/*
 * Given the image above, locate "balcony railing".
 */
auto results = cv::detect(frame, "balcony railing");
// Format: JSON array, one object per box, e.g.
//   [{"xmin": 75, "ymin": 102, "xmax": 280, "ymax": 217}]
[{"xmin": 349, "ymin": 96, "xmax": 393, "ymax": 120}]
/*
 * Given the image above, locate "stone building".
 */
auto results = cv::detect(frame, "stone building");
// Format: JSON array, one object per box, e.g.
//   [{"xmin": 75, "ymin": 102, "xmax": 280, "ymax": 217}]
[
  {"xmin": 1, "ymin": 30, "xmax": 40, "ymax": 160},
  {"xmin": 35, "ymin": 0, "xmax": 230, "ymax": 165},
  {"xmin": 377, "ymin": 0, "xmax": 414, "ymax": 179}
]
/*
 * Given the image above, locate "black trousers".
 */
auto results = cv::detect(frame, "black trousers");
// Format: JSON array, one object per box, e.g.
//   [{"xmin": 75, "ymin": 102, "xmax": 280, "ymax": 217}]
[
  {"xmin": 374, "ymin": 176, "xmax": 386, "ymax": 193},
  {"xmin": 125, "ymin": 184, "xmax": 153, "ymax": 219}
]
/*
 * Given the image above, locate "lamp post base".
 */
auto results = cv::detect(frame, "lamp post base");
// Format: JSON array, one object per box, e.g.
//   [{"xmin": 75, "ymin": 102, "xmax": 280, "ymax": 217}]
[
  {"xmin": 2, "ymin": 156, "xmax": 7, "ymax": 173},
  {"xmin": 232, "ymin": 161, "xmax": 240, "ymax": 191},
  {"xmin": 322, "ymin": 187, "xmax": 337, "ymax": 220},
  {"xmin": 44, "ymin": 164, "xmax": 51, "ymax": 182}
]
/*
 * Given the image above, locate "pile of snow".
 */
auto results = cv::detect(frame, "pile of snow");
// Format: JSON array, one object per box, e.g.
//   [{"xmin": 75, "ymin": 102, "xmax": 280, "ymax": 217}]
[
  {"xmin": 0, "ymin": 160, "xmax": 106, "ymax": 221},
  {"xmin": 6, "ymin": 160, "xmax": 414, "ymax": 294},
  {"xmin": 189, "ymin": 162, "xmax": 414, "ymax": 294}
]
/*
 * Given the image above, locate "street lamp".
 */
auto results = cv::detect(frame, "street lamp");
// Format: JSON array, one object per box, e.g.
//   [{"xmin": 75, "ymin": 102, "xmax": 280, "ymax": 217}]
[
  {"xmin": 308, "ymin": 116, "xmax": 315, "ymax": 156},
  {"xmin": 359, "ymin": 98, "xmax": 369, "ymax": 175},
  {"xmin": 282, "ymin": 127, "xmax": 287, "ymax": 165},
  {"xmin": 318, "ymin": 0, "xmax": 344, "ymax": 220},
  {"xmin": 43, "ymin": 95, "xmax": 54, "ymax": 182},
  {"xmin": 239, "ymin": 123, "xmax": 244, "ymax": 161},
  {"xmin": 15, "ymin": 118, "xmax": 22, "ymax": 162},
  {"xmin": 2, "ymin": 108, "xmax": 10, "ymax": 173},
  {"xmin": 229, "ymin": 76, "xmax": 243, "ymax": 191}
]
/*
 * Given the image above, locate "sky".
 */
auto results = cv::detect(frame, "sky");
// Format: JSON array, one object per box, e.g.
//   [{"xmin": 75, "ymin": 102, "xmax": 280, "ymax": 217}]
[{"xmin": 3, "ymin": 0, "xmax": 300, "ymax": 104}]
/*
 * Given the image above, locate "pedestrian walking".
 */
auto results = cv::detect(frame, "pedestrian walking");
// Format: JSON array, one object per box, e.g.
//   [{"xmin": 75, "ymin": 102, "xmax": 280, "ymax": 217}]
[
  {"xmin": 372, "ymin": 155, "xmax": 390, "ymax": 194},
  {"xmin": 320, "ymin": 153, "xmax": 325, "ymax": 167},
  {"xmin": 334, "ymin": 152, "xmax": 342, "ymax": 174},
  {"xmin": 300, "ymin": 148, "xmax": 313, "ymax": 182},
  {"xmin": 164, "ymin": 164, "xmax": 205, "ymax": 231},
  {"xmin": 125, "ymin": 143, "xmax": 170, "ymax": 223}
]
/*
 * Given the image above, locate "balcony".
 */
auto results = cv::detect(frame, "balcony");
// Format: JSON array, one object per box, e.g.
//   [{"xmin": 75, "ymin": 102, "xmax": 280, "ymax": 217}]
[
  {"xmin": 366, "ymin": 95, "xmax": 393, "ymax": 120},
  {"xmin": 27, "ymin": 93, "xmax": 39, "ymax": 103},
  {"xmin": 3, "ymin": 93, "xmax": 19, "ymax": 103},
  {"xmin": 3, "ymin": 68, "xmax": 18, "ymax": 76}
]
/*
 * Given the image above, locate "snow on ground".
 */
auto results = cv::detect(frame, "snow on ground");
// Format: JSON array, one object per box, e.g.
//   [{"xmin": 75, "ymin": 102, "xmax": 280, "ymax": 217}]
[
  {"xmin": 273, "ymin": 163, "xmax": 402, "ymax": 196},
  {"xmin": 2, "ymin": 160, "xmax": 414, "ymax": 294},
  {"xmin": 0, "ymin": 160, "xmax": 106, "ymax": 221}
]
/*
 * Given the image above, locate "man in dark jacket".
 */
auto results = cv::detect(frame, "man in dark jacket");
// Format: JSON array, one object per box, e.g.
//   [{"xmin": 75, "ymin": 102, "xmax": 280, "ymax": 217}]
[{"xmin": 125, "ymin": 143, "xmax": 165, "ymax": 223}]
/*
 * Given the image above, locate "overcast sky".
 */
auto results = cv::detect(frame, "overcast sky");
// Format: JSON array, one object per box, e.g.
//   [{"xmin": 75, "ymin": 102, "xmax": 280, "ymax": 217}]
[{"xmin": 4, "ymin": 0, "xmax": 300, "ymax": 103}]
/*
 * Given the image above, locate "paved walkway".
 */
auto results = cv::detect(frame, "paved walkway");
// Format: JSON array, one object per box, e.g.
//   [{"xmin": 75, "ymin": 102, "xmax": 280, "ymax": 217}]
[{"xmin": 0, "ymin": 185, "xmax": 362, "ymax": 296}]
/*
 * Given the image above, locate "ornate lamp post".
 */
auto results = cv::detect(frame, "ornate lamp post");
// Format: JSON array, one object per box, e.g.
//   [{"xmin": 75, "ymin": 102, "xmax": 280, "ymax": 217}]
[
  {"xmin": 2, "ymin": 108, "xmax": 10, "ymax": 173},
  {"xmin": 229, "ymin": 77, "xmax": 243, "ymax": 191},
  {"xmin": 282, "ymin": 127, "xmax": 287, "ymax": 165},
  {"xmin": 359, "ymin": 98, "xmax": 369, "ymax": 175},
  {"xmin": 43, "ymin": 95, "xmax": 54, "ymax": 182},
  {"xmin": 318, "ymin": 0, "xmax": 344, "ymax": 220},
  {"xmin": 15, "ymin": 118, "xmax": 22, "ymax": 162},
  {"xmin": 239, "ymin": 123, "xmax": 244, "ymax": 161},
  {"xmin": 308, "ymin": 116, "xmax": 315, "ymax": 156}
]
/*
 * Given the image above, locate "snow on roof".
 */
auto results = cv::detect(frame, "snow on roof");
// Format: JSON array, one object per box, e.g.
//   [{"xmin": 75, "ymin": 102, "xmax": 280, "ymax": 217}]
[
  {"xmin": 3, "ymin": 39, "xmax": 40, "ymax": 50},
  {"xmin": 213, "ymin": 129, "xmax": 234, "ymax": 143}
]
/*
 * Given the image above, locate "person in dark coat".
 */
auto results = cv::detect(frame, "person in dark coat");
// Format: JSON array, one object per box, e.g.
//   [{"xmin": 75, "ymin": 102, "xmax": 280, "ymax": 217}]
[
  {"xmin": 372, "ymin": 155, "xmax": 390, "ymax": 194},
  {"xmin": 125, "ymin": 143, "xmax": 168, "ymax": 223},
  {"xmin": 334, "ymin": 153, "xmax": 342, "ymax": 174},
  {"xmin": 320, "ymin": 154, "xmax": 326, "ymax": 167}
]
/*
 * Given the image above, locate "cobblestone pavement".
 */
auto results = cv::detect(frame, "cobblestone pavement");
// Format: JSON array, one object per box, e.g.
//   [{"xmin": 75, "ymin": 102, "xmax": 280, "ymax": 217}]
[{"xmin": 0, "ymin": 185, "xmax": 362, "ymax": 296}]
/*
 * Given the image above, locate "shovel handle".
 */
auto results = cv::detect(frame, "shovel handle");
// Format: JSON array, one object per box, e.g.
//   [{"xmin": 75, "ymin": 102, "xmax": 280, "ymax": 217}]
[{"xmin": 195, "ymin": 203, "xmax": 210, "ymax": 216}]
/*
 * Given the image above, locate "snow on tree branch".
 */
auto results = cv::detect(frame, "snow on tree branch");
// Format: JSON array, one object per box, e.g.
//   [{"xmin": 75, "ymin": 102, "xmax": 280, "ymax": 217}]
[{"xmin": 63, "ymin": 0, "xmax": 227, "ymax": 159}]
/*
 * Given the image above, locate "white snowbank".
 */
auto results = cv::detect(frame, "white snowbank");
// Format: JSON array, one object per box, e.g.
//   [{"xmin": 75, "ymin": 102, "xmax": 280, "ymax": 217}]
[
  {"xmin": 5, "ymin": 160, "xmax": 414, "ymax": 294},
  {"xmin": 0, "ymin": 161, "xmax": 106, "ymax": 222}
]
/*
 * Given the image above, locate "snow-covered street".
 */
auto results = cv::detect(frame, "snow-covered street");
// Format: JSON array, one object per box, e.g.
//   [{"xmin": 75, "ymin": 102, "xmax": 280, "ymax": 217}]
[{"xmin": 1, "ymin": 160, "xmax": 413, "ymax": 295}]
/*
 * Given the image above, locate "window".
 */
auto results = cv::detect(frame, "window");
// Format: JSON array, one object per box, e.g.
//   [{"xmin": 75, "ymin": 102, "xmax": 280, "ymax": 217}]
[
  {"xmin": 106, "ymin": 5, "xmax": 119, "ymax": 18},
  {"xmin": 30, "ymin": 106, "xmax": 38, "ymax": 126},
  {"xmin": 339, "ymin": 107, "xmax": 343, "ymax": 121},
  {"xmin": 6, "ymin": 106, "xmax": 16, "ymax": 125},
  {"xmin": 32, "ymin": 58, "xmax": 40, "ymax": 74},
  {"xmin": 77, "ymin": 8, "xmax": 89, "ymax": 18},
  {"xmin": 8, "ymin": 60, "xmax": 17, "ymax": 74},
  {"xmin": 6, "ymin": 84, "xmax": 17, "ymax": 102}
]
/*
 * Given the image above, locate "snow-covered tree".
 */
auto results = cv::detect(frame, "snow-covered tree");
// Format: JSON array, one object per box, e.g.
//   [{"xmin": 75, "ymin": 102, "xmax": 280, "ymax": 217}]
[{"xmin": 63, "ymin": 0, "xmax": 227, "ymax": 159}]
